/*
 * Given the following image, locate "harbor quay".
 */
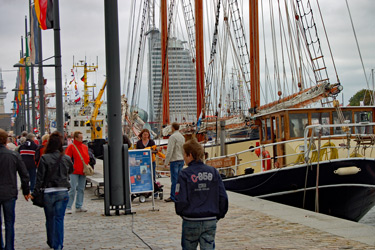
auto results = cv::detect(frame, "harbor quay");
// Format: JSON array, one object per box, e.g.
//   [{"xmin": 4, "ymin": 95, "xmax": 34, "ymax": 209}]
[{"xmin": 12, "ymin": 160, "xmax": 375, "ymax": 250}]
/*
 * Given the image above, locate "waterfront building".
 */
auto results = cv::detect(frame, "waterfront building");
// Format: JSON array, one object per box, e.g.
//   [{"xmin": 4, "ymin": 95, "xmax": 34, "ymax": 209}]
[{"xmin": 147, "ymin": 29, "xmax": 197, "ymax": 127}]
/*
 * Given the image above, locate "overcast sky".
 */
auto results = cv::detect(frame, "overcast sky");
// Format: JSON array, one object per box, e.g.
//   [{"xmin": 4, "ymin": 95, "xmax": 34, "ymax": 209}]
[{"xmin": 0, "ymin": 0, "xmax": 374, "ymax": 114}]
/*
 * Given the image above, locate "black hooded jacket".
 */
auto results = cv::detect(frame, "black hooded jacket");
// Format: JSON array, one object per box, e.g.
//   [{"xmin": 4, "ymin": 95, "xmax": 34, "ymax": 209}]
[{"xmin": 0, "ymin": 145, "xmax": 30, "ymax": 200}]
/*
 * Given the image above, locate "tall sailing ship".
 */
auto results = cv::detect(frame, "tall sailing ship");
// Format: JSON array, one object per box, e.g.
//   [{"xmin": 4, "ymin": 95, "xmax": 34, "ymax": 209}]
[{"xmin": 123, "ymin": 1, "xmax": 375, "ymax": 221}]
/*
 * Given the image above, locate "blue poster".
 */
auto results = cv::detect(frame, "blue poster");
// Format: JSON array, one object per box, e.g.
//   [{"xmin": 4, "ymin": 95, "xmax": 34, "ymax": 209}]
[{"xmin": 128, "ymin": 149, "xmax": 153, "ymax": 194}]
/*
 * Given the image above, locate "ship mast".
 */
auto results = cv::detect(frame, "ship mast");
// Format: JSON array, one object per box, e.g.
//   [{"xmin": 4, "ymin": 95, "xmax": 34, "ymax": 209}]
[
  {"xmin": 249, "ymin": 0, "xmax": 260, "ymax": 115},
  {"xmin": 73, "ymin": 60, "xmax": 98, "ymax": 108},
  {"xmin": 161, "ymin": 0, "xmax": 170, "ymax": 125},
  {"xmin": 195, "ymin": 0, "xmax": 204, "ymax": 120}
]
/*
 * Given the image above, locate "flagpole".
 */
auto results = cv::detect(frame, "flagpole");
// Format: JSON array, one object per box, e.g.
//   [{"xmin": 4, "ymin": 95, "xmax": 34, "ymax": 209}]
[
  {"xmin": 25, "ymin": 16, "xmax": 31, "ymax": 132},
  {"xmin": 21, "ymin": 36, "xmax": 26, "ymax": 133},
  {"xmin": 37, "ymin": 20, "xmax": 45, "ymax": 136},
  {"xmin": 29, "ymin": 0, "xmax": 36, "ymax": 133},
  {"xmin": 53, "ymin": 0, "xmax": 64, "ymax": 135}
]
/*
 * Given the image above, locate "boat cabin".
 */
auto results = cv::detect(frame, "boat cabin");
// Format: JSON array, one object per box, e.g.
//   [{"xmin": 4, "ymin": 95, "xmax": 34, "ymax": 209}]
[
  {"xmin": 257, "ymin": 106, "xmax": 375, "ymax": 144},
  {"xmin": 255, "ymin": 106, "xmax": 375, "ymax": 168}
]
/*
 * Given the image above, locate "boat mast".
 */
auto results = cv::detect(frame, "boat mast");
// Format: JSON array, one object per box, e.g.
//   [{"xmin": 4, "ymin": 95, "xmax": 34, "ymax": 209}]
[
  {"xmin": 249, "ymin": 0, "xmax": 260, "ymax": 115},
  {"xmin": 73, "ymin": 60, "xmax": 98, "ymax": 108},
  {"xmin": 161, "ymin": 0, "xmax": 170, "ymax": 125},
  {"xmin": 195, "ymin": 0, "xmax": 204, "ymax": 119}
]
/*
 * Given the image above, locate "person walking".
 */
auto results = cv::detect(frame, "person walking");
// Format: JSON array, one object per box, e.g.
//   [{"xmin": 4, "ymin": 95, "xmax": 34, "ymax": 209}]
[
  {"xmin": 136, "ymin": 129, "xmax": 157, "ymax": 180},
  {"xmin": 6, "ymin": 137, "xmax": 17, "ymax": 151},
  {"xmin": 0, "ymin": 128, "xmax": 30, "ymax": 250},
  {"xmin": 18, "ymin": 133, "xmax": 40, "ymax": 193},
  {"xmin": 65, "ymin": 131, "xmax": 90, "ymax": 214},
  {"xmin": 38, "ymin": 134, "xmax": 50, "ymax": 158},
  {"xmin": 32, "ymin": 131, "xmax": 73, "ymax": 250},
  {"xmin": 175, "ymin": 139, "xmax": 228, "ymax": 249},
  {"xmin": 164, "ymin": 122, "xmax": 185, "ymax": 202}
]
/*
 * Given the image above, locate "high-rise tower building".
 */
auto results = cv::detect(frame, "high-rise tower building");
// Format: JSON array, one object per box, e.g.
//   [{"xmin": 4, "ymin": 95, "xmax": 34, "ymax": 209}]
[{"xmin": 147, "ymin": 30, "xmax": 196, "ymax": 125}]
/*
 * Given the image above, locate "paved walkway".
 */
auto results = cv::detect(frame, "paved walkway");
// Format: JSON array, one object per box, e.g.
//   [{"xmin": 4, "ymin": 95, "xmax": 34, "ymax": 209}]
[{"xmin": 10, "ymin": 160, "xmax": 375, "ymax": 249}]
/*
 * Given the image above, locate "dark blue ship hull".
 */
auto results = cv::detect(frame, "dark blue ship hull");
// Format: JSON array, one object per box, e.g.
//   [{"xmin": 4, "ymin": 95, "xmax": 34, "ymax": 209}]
[{"xmin": 223, "ymin": 158, "xmax": 375, "ymax": 221}]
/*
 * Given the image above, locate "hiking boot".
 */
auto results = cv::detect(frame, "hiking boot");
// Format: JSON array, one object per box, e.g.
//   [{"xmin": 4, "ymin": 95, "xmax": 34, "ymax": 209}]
[{"xmin": 76, "ymin": 207, "xmax": 88, "ymax": 212}]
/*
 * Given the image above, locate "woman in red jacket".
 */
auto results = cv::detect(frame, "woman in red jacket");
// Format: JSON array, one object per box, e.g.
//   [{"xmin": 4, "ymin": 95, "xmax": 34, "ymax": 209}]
[{"xmin": 64, "ymin": 131, "xmax": 90, "ymax": 214}]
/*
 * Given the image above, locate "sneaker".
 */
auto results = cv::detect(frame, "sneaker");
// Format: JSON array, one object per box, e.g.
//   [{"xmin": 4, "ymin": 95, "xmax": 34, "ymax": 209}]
[
  {"xmin": 66, "ymin": 208, "xmax": 72, "ymax": 214},
  {"xmin": 76, "ymin": 207, "xmax": 88, "ymax": 212}
]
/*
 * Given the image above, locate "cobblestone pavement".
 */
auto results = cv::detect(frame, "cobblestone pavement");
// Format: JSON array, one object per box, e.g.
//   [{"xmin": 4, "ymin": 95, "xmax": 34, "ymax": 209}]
[{"xmin": 9, "ymin": 161, "xmax": 375, "ymax": 249}]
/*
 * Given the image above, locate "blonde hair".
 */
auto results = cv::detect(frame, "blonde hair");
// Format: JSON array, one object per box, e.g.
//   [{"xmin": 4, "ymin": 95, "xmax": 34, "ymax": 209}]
[{"xmin": 42, "ymin": 134, "xmax": 50, "ymax": 142}]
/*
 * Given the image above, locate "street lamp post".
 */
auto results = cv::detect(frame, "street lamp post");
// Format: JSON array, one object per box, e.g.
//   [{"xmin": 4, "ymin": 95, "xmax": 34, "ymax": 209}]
[{"xmin": 53, "ymin": 0, "xmax": 64, "ymax": 135}]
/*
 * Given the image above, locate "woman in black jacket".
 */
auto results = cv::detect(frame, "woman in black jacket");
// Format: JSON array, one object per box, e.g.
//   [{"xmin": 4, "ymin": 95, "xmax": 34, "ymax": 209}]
[{"xmin": 32, "ymin": 131, "xmax": 74, "ymax": 250}]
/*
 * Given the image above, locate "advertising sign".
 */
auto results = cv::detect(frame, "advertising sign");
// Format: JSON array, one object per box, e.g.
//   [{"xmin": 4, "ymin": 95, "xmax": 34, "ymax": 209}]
[{"xmin": 128, "ymin": 149, "xmax": 154, "ymax": 194}]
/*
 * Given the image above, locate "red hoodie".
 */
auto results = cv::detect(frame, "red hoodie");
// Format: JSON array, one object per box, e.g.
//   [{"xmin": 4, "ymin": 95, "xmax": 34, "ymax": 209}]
[{"xmin": 65, "ymin": 140, "xmax": 90, "ymax": 175}]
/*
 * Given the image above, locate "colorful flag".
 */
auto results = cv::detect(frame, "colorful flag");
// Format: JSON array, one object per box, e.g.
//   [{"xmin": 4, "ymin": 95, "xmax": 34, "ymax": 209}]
[
  {"xmin": 81, "ymin": 75, "xmax": 86, "ymax": 83},
  {"xmin": 18, "ymin": 58, "xmax": 26, "ymax": 102},
  {"xmin": 35, "ymin": 0, "xmax": 53, "ymax": 30},
  {"xmin": 74, "ymin": 88, "xmax": 81, "ymax": 103},
  {"xmin": 69, "ymin": 69, "xmax": 76, "ymax": 84},
  {"xmin": 30, "ymin": 4, "xmax": 40, "ymax": 64}
]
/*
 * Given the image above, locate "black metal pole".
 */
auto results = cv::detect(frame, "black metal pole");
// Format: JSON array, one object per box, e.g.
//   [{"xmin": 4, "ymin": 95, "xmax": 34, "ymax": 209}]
[
  {"xmin": 104, "ymin": 0, "xmax": 125, "ymax": 206},
  {"xmin": 25, "ymin": 16, "xmax": 30, "ymax": 132},
  {"xmin": 37, "ymin": 23, "xmax": 45, "ymax": 136},
  {"xmin": 29, "ymin": 0, "xmax": 36, "ymax": 133},
  {"xmin": 30, "ymin": 68, "xmax": 36, "ymax": 132},
  {"xmin": 20, "ymin": 36, "xmax": 26, "ymax": 132},
  {"xmin": 53, "ymin": 0, "xmax": 63, "ymax": 135}
]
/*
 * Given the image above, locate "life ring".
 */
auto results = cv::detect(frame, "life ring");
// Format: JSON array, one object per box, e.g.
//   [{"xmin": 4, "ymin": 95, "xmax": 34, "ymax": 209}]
[{"xmin": 255, "ymin": 148, "xmax": 271, "ymax": 171}]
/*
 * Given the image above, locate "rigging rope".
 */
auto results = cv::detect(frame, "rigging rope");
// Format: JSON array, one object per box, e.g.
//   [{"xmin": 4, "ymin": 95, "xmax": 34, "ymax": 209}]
[{"xmin": 345, "ymin": 0, "xmax": 371, "ymax": 103}]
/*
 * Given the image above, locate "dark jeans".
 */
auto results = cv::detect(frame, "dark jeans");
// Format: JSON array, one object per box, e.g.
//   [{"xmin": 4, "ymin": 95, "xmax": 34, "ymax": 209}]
[
  {"xmin": 28, "ymin": 168, "xmax": 37, "ymax": 193},
  {"xmin": 152, "ymin": 161, "xmax": 156, "ymax": 181},
  {"xmin": 44, "ymin": 191, "xmax": 69, "ymax": 250},
  {"xmin": 170, "ymin": 160, "xmax": 184, "ymax": 201},
  {"xmin": 182, "ymin": 219, "xmax": 217, "ymax": 250},
  {"xmin": 0, "ymin": 198, "xmax": 16, "ymax": 250}
]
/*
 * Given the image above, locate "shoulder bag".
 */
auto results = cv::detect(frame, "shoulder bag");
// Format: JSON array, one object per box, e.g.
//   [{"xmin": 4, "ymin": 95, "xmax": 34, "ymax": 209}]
[
  {"xmin": 72, "ymin": 144, "xmax": 94, "ymax": 176},
  {"xmin": 32, "ymin": 188, "xmax": 45, "ymax": 207}
]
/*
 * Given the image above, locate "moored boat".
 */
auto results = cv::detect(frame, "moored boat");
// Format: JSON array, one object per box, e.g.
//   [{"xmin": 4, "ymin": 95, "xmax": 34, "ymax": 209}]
[{"xmin": 212, "ymin": 106, "xmax": 375, "ymax": 221}]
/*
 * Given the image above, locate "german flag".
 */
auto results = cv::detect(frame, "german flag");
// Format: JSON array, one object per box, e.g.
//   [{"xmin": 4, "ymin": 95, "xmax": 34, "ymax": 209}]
[{"xmin": 35, "ymin": 0, "xmax": 53, "ymax": 30}]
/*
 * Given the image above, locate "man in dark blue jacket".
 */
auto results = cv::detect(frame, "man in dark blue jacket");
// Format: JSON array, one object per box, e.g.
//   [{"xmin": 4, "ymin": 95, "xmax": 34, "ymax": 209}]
[
  {"xmin": 0, "ymin": 129, "xmax": 30, "ymax": 250},
  {"xmin": 175, "ymin": 139, "xmax": 228, "ymax": 249}
]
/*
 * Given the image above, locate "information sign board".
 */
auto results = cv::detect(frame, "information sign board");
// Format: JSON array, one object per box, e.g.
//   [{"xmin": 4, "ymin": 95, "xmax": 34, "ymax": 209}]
[{"xmin": 128, "ymin": 149, "xmax": 154, "ymax": 194}]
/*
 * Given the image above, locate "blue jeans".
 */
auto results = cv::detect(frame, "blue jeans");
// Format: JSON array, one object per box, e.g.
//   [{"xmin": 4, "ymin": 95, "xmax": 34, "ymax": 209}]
[
  {"xmin": 182, "ymin": 219, "xmax": 217, "ymax": 250},
  {"xmin": 67, "ymin": 174, "xmax": 86, "ymax": 209},
  {"xmin": 28, "ymin": 168, "xmax": 37, "ymax": 193},
  {"xmin": 44, "ymin": 191, "xmax": 69, "ymax": 250},
  {"xmin": 0, "ymin": 198, "xmax": 16, "ymax": 250},
  {"xmin": 170, "ymin": 160, "xmax": 184, "ymax": 201}
]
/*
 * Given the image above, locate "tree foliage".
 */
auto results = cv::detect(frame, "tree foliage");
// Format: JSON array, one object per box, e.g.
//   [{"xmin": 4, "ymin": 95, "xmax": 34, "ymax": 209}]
[{"xmin": 348, "ymin": 89, "xmax": 375, "ymax": 106}]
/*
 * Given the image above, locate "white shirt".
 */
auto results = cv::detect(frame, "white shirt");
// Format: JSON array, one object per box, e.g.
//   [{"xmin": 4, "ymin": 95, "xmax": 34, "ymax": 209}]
[{"xmin": 165, "ymin": 131, "xmax": 185, "ymax": 165}]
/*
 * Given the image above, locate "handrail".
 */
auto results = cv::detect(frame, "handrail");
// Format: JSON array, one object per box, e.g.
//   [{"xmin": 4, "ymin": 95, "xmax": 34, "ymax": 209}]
[{"xmin": 207, "ymin": 122, "xmax": 375, "ymax": 174}]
